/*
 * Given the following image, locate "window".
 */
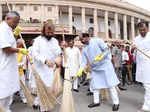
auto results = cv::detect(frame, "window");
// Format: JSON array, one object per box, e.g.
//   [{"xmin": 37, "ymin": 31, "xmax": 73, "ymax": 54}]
[
  {"xmin": 89, "ymin": 18, "xmax": 93, "ymax": 24},
  {"xmin": 19, "ymin": 6, "xmax": 24, "ymax": 11},
  {"xmin": 48, "ymin": 7, "xmax": 52, "ymax": 12},
  {"xmin": 34, "ymin": 6, "xmax": 38, "ymax": 11}
]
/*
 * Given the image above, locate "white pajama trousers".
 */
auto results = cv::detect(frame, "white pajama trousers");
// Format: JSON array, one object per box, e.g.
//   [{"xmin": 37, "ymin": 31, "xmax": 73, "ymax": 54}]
[
  {"xmin": 71, "ymin": 77, "xmax": 78, "ymax": 90},
  {"xmin": 93, "ymin": 86, "xmax": 119, "ymax": 105},
  {"xmin": 142, "ymin": 84, "xmax": 150, "ymax": 111},
  {"xmin": 0, "ymin": 96, "xmax": 13, "ymax": 112}
]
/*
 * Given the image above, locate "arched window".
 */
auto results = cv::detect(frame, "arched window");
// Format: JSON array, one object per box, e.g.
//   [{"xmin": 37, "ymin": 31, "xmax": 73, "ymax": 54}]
[
  {"xmin": 88, "ymin": 27, "xmax": 94, "ymax": 37},
  {"xmin": 72, "ymin": 26, "xmax": 76, "ymax": 34}
]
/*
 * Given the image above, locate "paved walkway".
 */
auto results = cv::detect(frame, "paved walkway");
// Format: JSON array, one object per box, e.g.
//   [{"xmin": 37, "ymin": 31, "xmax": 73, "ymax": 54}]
[{"xmin": 11, "ymin": 85, "xmax": 144, "ymax": 112}]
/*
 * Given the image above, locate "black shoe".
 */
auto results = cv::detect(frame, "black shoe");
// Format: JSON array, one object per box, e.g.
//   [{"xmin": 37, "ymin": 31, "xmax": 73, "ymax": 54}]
[
  {"xmin": 78, "ymin": 85, "xmax": 80, "ymax": 88},
  {"xmin": 112, "ymin": 104, "xmax": 119, "ymax": 111},
  {"xmin": 83, "ymin": 82, "xmax": 89, "ymax": 86},
  {"xmin": 86, "ymin": 92, "xmax": 93, "ymax": 96},
  {"xmin": 88, "ymin": 103, "xmax": 100, "ymax": 108},
  {"xmin": 73, "ymin": 89, "xmax": 79, "ymax": 92},
  {"xmin": 32, "ymin": 105, "xmax": 40, "ymax": 110}
]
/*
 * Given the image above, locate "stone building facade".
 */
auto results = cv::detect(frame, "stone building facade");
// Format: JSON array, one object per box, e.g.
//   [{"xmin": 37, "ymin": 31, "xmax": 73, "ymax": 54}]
[{"xmin": 0, "ymin": 0, "xmax": 150, "ymax": 40}]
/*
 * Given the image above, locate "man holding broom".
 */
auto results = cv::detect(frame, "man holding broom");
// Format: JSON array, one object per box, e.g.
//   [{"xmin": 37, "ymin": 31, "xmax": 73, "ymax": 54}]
[
  {"xmin": 32, "ymin": 22, "xmax": 61, "ymax": 112},
  {"xmin": 17, "ymin": 39, "xmax": 27, "ymax": 104},
  {"xmin": 77, "ymin": 33, "xmax": 120, "ymax": 111},
  {"xmin": 0, "ymin": 11, "xmax": 28, "ymax": 112},
  {"xmin": 131, "ymin": 22, "xmax": 150, "ymax": 112},
  {"xmin": 66, "ymin": 39, "xmax": 81, "ymax": 92}
]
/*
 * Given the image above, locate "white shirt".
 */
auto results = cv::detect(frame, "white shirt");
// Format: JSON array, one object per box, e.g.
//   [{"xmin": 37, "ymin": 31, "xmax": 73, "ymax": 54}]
[
  {"xmin": 0, "ymin": 21, "xmax": 20, "ymax": 99},
  {"xmin": 32, "ymin": 36, "xmax": 61, "ymax": 87},
  {"xmin": 66, "ymin": 46, "xmax": 81, "ymax": 76},
  {"xmin": 134, "ymin": 32, "xmax": 150, "ymax": 83},
  {"xmin": 122, "ymin": 50, "xmax": 129, "ymax": 64}
]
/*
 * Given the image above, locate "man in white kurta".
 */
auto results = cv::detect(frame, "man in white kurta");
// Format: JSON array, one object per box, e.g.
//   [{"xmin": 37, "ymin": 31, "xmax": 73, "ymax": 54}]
[
  {"xmin": 0, "ymin": 11, "xmax": 28, "ymax": 112},
  {"xmin": 66, "ymin": 40, "xmax": 81, "ymax": 92},
  {"xmin": 132, "ymin": 22, "xmax": 150, "ymax": 112},
  {"xmin": 32, "ymin": 23, "xmax": 61, "ymax": 112}
]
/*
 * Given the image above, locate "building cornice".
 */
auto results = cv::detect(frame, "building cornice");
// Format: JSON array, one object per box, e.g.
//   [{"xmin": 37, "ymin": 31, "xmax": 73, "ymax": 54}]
[{"xmin": 0, "ymin": 0, "xmax": 150, "ymax": 21}]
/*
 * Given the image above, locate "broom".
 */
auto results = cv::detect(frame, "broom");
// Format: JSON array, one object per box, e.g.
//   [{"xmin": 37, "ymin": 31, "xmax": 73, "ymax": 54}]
[
  {"xmin": 5, "ymin": 0, "xmax": 34, "ymax": 107},
  {"xmin": 60, "ymin": 25, "xmax": 76, "ymax": 112},
  {"xmin": 72, "ymin": 47, "xmax": 120, "ymax": 94},
  {"xmin": 0, "ymin": 104, "xmax": 5, "ymax": 112},
  {"xmin": 100, "ymin": 89, "xmax": 109, "ymax": 101},
  {"xmin": 51, "ymin": 68, "xmax": 63, "ymax": 97},
  {"xmin": 60, "ymin": 68, "xmax": 76, "ymax": 112}
]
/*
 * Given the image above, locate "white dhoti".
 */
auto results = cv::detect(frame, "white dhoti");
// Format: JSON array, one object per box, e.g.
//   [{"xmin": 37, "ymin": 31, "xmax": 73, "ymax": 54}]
[
  {"xmin": 93, "ymin": 86, "xmax": 119, "ymax": 104},
  {"xmin": 142, "ymin": 84, "xmax": 150, "ymax": 111}
]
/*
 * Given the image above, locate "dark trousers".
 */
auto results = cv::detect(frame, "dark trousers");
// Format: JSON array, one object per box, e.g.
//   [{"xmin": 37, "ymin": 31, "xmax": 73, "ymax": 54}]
[
  {"xmin": 122, "ymin": 64, "xmax": 128, "ymax": 86},
  {"xmin": 132, "ymin": 63, "xmax": 136, "ymax": 83},
  {"xmin": 61, "ymin": 66, "xmax": 65, "ymax": 79}
]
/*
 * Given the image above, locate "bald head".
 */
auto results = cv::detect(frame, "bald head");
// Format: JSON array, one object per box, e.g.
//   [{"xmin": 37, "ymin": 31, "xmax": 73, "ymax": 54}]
[{"xmin": 5, "ymin": 11, "xmax": 20, "ymax": 29}]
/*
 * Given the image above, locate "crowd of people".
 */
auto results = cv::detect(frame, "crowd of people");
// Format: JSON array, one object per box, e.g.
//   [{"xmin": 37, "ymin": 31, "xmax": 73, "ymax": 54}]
[{"xmin": 0, "ymin": 11, "xmax": 150, "ymax": 112}]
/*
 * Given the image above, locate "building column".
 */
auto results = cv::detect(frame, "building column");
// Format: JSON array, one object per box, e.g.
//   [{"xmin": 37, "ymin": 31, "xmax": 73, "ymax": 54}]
[
  {"xmin": 104, "ymin": 10, "xmax": 109, "ymax": 39},
  {"xmin": 0, "ymin": 4, "xmax": 2, "ymax": 22},
  {"xmin": 26, "ymin": 4, "xmax": 31, "ymax": 20},
  {"xmin": 94, "ymin": 8, "xmax": 98, "ymax": 37},
  {"xmin": 12, "ymin": 4, "xmax": 16, "ymax": 11},
  {"xmin": 69, "ymin": 6, "xmax": 72, "ymax": 34},
  {"xmin": 41, "ymin": 4, "xmax": 44, "ymax": 23},
  {"xmin": 114, "ymin": 12, "xmax": 119, "ymax": 39},
  {"xmin": 55, "ymin": 5, "xmax": 59, "ymax": 24},
  {"xmin": 137, "ymin": 19, "xmax": 141, "ymax": 34},
  {"xmin": 123, "ymin": 15, "xmax": 127, "ymax": 40},
  {"xmin": 81, "ymin": 7, "xmax": 86, "ymax": 33},
  {"xmin": 131, "ymin": 16, "xmax": 135, "ymax": 40}
]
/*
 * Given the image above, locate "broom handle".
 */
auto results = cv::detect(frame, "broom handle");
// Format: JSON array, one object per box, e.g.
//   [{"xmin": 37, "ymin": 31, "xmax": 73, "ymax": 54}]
[
  {"xmin": 136, "ymin": 48, "xmax": 150, "ymax": 59},
  {"xmin": 5, "ymin": 0, "xmax": 11, "ymax": 11},
  {"xmin": 5, "ymin": 0, "xmax": 27, "ymax": 49},
  {"xmin": 19, "ymin": 33, "xmax": 27, "ymax": 49},
  {"xmin": 127, "ymin": 41, "xmax": 150, "ymax": 59}
]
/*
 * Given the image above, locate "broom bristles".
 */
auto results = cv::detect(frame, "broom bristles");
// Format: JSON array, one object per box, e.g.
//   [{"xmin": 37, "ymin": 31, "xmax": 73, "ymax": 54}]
[
  {"xmin": 0, "ymin": 104, "xmax": 5, "ymax": 112},
  {"xmin": 51, "ymin": 68, "xmax": 63, "ymax": 97},
  {"xmin": 34, "ymin": 73, "xmax": 57, "ymax": 111},
  {"xmin": 20, "ymin": 80, "xmax": 34, "ymax": 107},
  {"xmin": 100, "ymin": 88, "xmax": 109, "ymax": 101},
  {"xmin": 60, "ymin": 68, "xmax": 75, "ymax": 112}
]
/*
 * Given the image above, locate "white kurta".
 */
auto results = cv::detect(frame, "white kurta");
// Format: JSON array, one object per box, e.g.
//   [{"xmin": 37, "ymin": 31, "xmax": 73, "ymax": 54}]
[
  {"xmin": 32, "ymin": 36, "xmax": 61, "ymax": 87},
  {"xmin": 66, "ymin": 47, "xmax": 81, "ymax": 77},
  {"xmin": 134, "ymin": 32, "xmax": 150, "ymax": 83},
  {"xmin": 0, "ymin": 21, "xmax": 20, "ymax": 99}
]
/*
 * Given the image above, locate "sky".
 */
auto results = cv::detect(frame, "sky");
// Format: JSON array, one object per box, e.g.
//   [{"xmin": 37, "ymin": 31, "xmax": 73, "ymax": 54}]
[{"xmin": 126, "ymin": 0, "xmax": 150, "ymax": 11}]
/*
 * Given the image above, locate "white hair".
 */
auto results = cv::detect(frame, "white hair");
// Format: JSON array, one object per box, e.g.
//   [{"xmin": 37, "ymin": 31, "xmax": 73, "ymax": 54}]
[{"xmin": 6, "ymin": 11, "xmax": 20, "ymax": 18}]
